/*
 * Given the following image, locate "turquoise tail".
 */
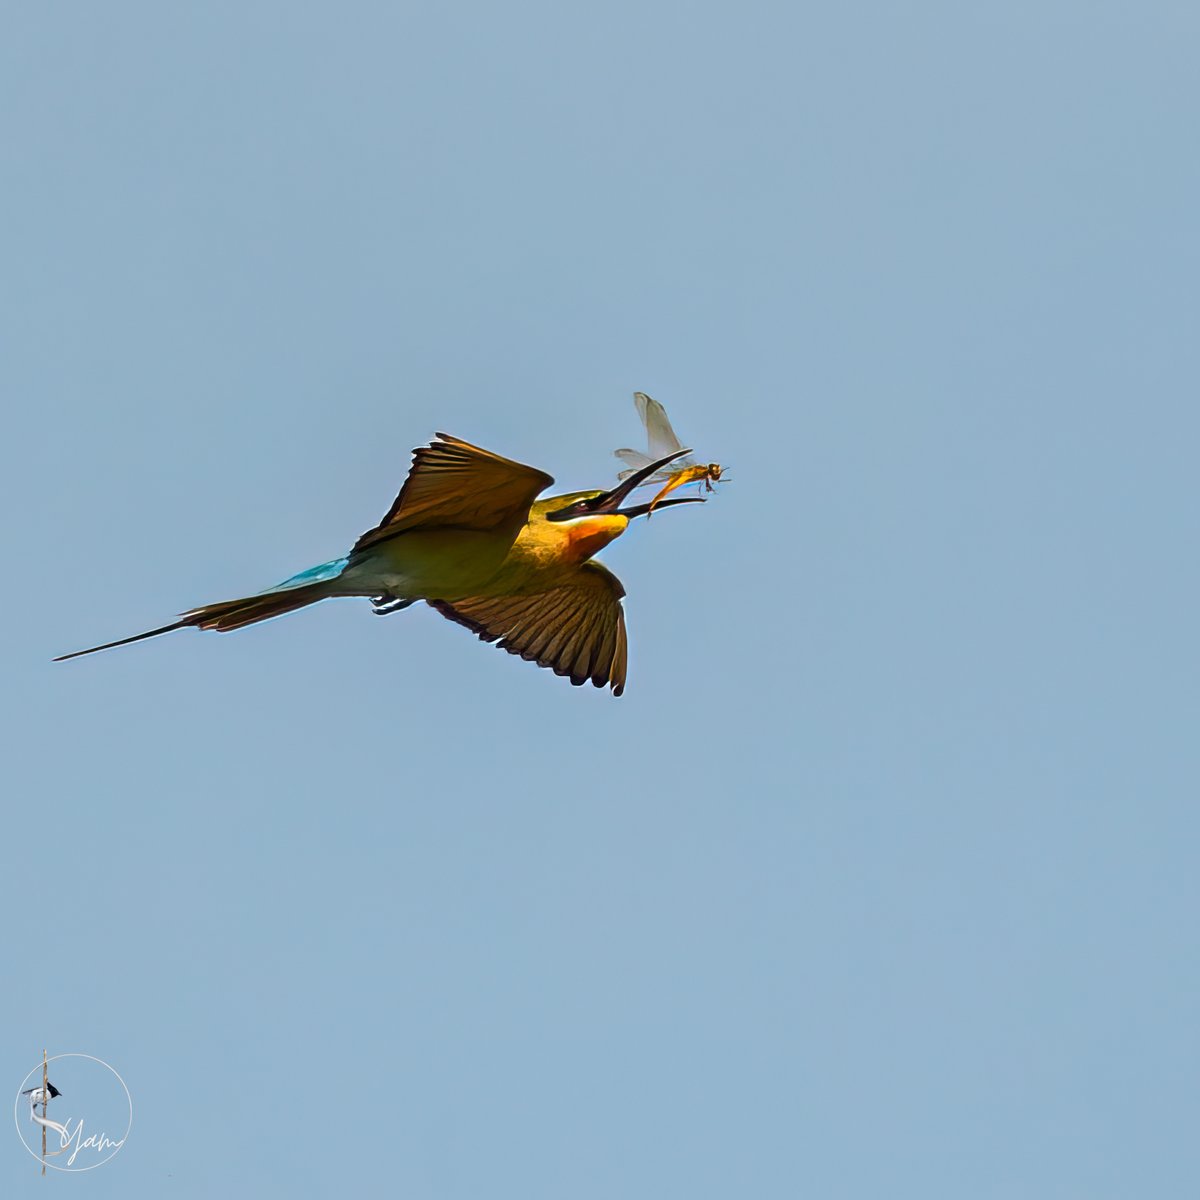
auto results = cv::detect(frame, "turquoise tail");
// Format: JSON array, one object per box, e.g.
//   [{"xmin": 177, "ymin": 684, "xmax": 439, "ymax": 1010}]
[{"xmin": 259, "ymin": 556, "xmax": 349, "ymax": 595}]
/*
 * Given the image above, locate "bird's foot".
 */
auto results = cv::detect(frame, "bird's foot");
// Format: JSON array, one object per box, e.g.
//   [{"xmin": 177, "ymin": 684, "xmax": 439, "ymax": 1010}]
[{"xmin": 371, "ymin": 594, "xmax": 416, "ymax": 616}]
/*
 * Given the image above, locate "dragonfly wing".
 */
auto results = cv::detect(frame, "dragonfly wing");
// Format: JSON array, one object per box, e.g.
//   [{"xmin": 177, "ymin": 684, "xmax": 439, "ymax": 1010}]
[
  {"xmin": 617, "ymin": 395, "xmax": 696, "ymax": 482},
  {"xmin": 617, "ymin": 468, "xmax": 676, "ymax": 485},
  {"xmin": 614, "ymin": 447, "xmax": 670, "ymax": 484},
  {"xmin": 614, "ymin": 448, "xmax": 655, "ymax": 471},
  {"xmin": 634, "ymin": 392, "xmax": 686, "ymax": 458}
]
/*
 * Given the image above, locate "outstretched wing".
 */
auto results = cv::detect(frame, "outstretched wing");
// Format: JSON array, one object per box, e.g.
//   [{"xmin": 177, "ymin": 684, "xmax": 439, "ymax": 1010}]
[
  {"xmin": 355, "ymin": 434, "xmax": 554, "ymax": 552},
  {"xmin": 614, "ymin": 448, "xmax": 656, "ymax": 472},
  {"xmin": 428, "ymin": 562, "xmax": 630, "ymax": 695},
  {"xmin": 613, "ymin": 447, "xmax": 676, "ymax": 485},
  {"xmin": 634, "ymin": 392, "xmax": 686, "ymax": 458},
  {"xmin": 614, "ymin": 394, "xmax": 693, "ymax": 483}
]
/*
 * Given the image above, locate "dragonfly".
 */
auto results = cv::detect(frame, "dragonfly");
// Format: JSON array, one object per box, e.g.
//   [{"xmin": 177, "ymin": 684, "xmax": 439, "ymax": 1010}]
[{"xmin": 614, "ymin": 392, "xmax": 725, "ymax": 515}]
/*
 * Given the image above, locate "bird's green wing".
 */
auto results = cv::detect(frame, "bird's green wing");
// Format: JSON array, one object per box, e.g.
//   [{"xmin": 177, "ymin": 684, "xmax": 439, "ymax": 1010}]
[
  {"xmin": 427, "ymin": 562, "xmax": 629, "ymax": 695},
  {"xmin": 355, "ymin": 434, "xmax": 554, "ymax": 552}
]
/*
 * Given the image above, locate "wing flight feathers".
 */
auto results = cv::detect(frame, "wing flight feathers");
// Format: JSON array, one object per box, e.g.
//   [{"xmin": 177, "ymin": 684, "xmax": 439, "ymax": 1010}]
[
  {"xmin": 428, "ymin": 563, "xmax": 629, "ymax": 694},
  {"xmin": 354, "ymin": 434, "xmax": 554, "ymax": 552}
]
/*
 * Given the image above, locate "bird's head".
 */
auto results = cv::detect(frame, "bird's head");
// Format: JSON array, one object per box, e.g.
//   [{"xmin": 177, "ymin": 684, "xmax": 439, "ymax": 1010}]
[{"xmin": 537, "ymin": 449, "xmax": 705, "ymax": 561}]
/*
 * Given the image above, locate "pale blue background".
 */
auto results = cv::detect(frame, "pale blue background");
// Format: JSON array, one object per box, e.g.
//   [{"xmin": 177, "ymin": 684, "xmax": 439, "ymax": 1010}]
[{"xmin": 4, "ymin": 2, "xmax": 1197, "ymax": 1195}]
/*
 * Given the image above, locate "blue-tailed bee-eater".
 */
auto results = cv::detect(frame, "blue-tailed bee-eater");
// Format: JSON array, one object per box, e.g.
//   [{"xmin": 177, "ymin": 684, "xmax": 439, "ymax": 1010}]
[
  {"xmin": 55, "ymin": 434, "xmax": 704, "ymax": 695},
  {"xmin": 614, "ymin": 392, "xmax": 725, "ymax": 515}
]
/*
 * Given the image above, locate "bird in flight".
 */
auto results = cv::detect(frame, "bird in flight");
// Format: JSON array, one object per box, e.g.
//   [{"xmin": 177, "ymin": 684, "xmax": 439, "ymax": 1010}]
[
  {"xmin": 56, "ymin": 434, "xmax": 703, "ymax": 695},
  {"xmin": 615, "ymin": 392, "xmax": 725, "ymax": 515}
]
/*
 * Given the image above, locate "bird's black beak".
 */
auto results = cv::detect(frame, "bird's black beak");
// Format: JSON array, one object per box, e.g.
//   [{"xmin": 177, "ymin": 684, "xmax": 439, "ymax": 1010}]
[
  {"xmin": 614, "ymin": 495, "xmax": 706, "ymax": 519},
  {"xmin": 547, "ymin": 448, "xmax": 697, "ymax": 521}
]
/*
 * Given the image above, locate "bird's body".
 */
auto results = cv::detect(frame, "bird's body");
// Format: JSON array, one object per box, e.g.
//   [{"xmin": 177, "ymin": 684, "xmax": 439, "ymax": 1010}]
[
  {"xmin": 57, "ymin": 435, "xmax": 701, "ymax": 694},
  {"xmin": 22, "ymin": 1083, "xmax": 61, "ymax": 1106},
  {"xmin": 267, "ymin": 497, "xmax": 629, "ymax": 603},
  {"xmin": 339, "ymin": 528, "xmax": 522, "ymax": 598}
]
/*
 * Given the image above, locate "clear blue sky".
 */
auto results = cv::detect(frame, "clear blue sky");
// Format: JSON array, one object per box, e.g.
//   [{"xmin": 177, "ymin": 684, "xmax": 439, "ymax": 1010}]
[{"xmin": 4, "ymin": 2, "xmax": 1197, "ymax": 1195}]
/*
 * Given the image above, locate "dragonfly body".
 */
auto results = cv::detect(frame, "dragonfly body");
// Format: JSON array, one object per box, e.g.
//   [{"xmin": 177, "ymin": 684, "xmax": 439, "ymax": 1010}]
[
  {"xmin": 644, "ymin": 461, "xmax": 724, "ymax": 512},
  {"xmin": 614, "ymin": 392, "xmax": 725, "ymax": 514}
]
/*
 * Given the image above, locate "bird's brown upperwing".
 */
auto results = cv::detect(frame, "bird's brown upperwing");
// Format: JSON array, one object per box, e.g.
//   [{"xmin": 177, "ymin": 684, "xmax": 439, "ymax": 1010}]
[
  {"xmin": 428, "ymin": 562, "xmax": 630, "ymax": 695},
  {"xmin": 354, "ymin": 434, "xmax": 554, "ymax": 553}
]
